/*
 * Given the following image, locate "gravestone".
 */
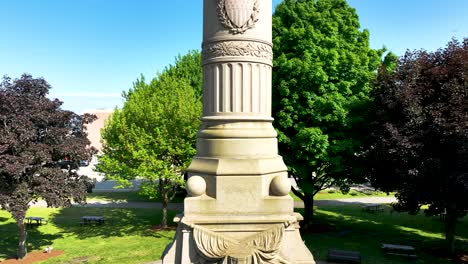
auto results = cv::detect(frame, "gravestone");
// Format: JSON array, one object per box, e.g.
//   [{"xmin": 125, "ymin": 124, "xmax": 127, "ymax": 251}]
[{"xmin": 161, "ymin": 0, "xmax": 315, "ymax": 263}]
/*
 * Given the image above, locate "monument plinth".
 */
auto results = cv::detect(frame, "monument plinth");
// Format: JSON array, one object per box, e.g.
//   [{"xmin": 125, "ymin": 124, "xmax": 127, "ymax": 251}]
[{"xmin": 162, "ymin": 1, "xmax": 315, "ymax": 263}]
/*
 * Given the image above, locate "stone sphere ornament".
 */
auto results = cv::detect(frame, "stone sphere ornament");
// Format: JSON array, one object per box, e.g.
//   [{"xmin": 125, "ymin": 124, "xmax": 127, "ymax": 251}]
[
  {"xmin": 186, "ymin": 176, "xmax": 207, "ymax": 197},
  {"xmin": 270, "ymin": 175, "xmax": 291, "ymax": 196}
]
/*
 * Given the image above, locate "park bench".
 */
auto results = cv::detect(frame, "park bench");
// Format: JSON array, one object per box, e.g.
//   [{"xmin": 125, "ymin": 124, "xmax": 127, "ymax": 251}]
[
  {"xmin": 439, "ymin": 212, "xmax": 447, "ymax": 221},
  {"xmin": 362, "ymin": 204, "xmax": 384, "ymax": 213},
  {"xmin": 25, "ymin": 216, "xmax": 48, "ymax": 227},
  {"xmin": 80, "ymin": 216, "xmax": 106, "ymax": 226},
  {"xmin": 327, "ymin": 249, "xmax": 361, "ymax": 263},
  {"xmin": 382, "ymin": 243, "xmax": 416, "ymax": 258}
]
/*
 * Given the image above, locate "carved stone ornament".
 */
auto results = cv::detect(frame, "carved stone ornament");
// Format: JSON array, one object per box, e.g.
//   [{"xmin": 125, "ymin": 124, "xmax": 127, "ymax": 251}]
[
  {"xmin": 217, "ymin": 0, "xmax": 260, "ymax": 34},
  {"xmin": 183, "ymin": 221, "xmax": 291, "ymax": 264},
  {"xmin": 203, "ymin": 41, "xmax": 272, "ymax": 61}
]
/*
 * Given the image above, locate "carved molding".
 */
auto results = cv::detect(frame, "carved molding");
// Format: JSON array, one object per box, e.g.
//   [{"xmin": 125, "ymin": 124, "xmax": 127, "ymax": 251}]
[
  {"xmin": 203, "ymin": 41, "xmax": 272, "ymax": 61},
  {"xmin": 217, "ymin": 0, "xmax": 260, "ymax": 34},
  {"xmin": 185, "ymin": 222, "xmax": 291, "ymax": 264}
]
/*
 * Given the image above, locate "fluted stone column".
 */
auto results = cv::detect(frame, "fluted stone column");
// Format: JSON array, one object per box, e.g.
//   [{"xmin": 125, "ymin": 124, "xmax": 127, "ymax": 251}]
[{"xmin": 161, "ymin": 1, "xmax": 315, "ymax": 263}]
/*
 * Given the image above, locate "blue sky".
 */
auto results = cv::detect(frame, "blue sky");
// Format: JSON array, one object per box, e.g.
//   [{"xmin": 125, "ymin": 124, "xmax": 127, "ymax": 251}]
[{"xmin": 1, "ymin": 0, "xmax": 467, "ymax": 113}]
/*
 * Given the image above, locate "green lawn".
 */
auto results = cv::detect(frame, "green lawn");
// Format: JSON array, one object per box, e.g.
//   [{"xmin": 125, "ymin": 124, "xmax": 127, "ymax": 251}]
[
  {"xmin": 89, "ymin": 189, "xmax": 391, "ymax": 203},
  {"xmin": 302, "ymin": 205, "xmax": 468, "ymax": 263},
  {"xmin": 1, "ymin": 203, "xmax": 466, "ymax": 263},
  {"xmin": 290, "ymin": 189, "xmax": 395, "ymax": 201},
  {"xmin": 0, "ymin": 207, "xmax": 176, "ymax": 263},
  {"xmin": 87, "ymin": 191, "xmax": 185, "ymax": 203},
  {"xmin": 315, "ymin": 189, "xmax": 394, "ymax": 200}
]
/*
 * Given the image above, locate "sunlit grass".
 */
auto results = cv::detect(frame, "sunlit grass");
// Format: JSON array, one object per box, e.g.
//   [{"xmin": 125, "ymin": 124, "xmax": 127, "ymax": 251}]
[
  {"xmin": 289, "ymin": 189, "xmax": 395, "ymax": 201},
  {"xmin": 0, "ymin": 207, "xmax": 175, "ymax": 263},
  {"xmin": 1, "ymin": 201, "xmax": 466, "ymax": 264},
  {"xmin": 301, "ymin": 204, "xmax": 468, "ymax": 263},
  {"xmin": 87, "ymin": 191, "xmax": 185, "ymax": 203}
]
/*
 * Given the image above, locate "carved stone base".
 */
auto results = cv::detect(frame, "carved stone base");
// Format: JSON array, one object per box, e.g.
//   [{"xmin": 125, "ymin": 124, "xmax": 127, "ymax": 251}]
[{"xmin": 161, "ymin": 213, "xmax": 315, "ymax": 264}]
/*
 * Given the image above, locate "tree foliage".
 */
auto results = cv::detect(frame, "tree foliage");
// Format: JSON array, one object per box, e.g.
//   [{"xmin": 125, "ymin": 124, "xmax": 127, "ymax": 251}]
[
  {"xmin": 0, "ymin": 74, "xmax": 96, "ymax": 259},
  {"xmin": 97, "ymin": 51, "xmax": 202, "ymax": 228},
  {"xmin": 272, "ymin": 0, "xmax": 382, "ymax": 225},
  {"xmin": 124, "ymin": 50, "xmax": 202, "ymax": 100},
  {"xmin": 160, "ymin": 50, "xmax": 203, "ymax": 98},
  {"xmin": 367, "ymin": 39, "xmax": 468, "ymax": 255}
]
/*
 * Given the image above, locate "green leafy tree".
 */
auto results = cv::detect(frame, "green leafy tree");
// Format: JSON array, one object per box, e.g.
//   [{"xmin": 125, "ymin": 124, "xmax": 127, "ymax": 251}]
[
  {"xmin": 124, "ymin": 50, "xmax": 202, "ymax": 100},
  {"xmin": 272, "ymin": 0, "xmax": 382, "ymax": 226},
  {"xmin": 367, "ymin": 39, "xmax": 468, "ymax": 255},
  {"xmin": 160, "ymin": 50, "xmax": 203, "ymax": 98},
  {"xmin": 98, "ymin": 59, "xmax": 202, "ymax": 228},
  {"xmin": 0, "ymin": 74, "xmax": 96, "ymax": 259},
  {"xmin": 381, "ymin": 50, "xmax": 398, "ymax": 73}
]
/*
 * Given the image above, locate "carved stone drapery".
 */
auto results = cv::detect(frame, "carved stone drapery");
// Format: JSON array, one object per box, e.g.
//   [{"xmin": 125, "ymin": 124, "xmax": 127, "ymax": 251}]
[
  {"xmin": 202, "ymin": 41, "xmax": 272, "ymax": 62},
  {"xmin": 188, "ymin": 223, "xmax": 290, "ymax": 264}
]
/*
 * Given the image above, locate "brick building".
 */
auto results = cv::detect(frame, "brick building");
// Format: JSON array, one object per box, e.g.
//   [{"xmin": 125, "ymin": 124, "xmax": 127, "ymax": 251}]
[{"xmin": 84, "ymin": 109, "xmax": 113, "ymax": 153}]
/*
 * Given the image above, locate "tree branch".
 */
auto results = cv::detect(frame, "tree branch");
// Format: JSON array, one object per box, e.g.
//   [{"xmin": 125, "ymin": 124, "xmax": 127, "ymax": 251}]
[{"xmin": 291, "ymin": 185, "xmax": 305, "ymax": 201}]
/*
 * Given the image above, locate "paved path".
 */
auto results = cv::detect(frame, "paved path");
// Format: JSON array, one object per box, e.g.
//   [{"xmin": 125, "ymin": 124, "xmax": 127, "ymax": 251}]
[
  {"xmin": 296, "ymin": 196, "xmax": 397, "ymax": 208},
  {"xmin": 30, "ymin": 196, "xmax": 396, "ymax": 210}
]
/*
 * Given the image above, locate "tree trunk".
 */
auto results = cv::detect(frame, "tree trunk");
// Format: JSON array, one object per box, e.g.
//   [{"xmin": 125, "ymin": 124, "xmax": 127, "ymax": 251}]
[
  {"xmin": 445, "ymin": 211, "xmax": 457, "ymax": 256},
  {"xmin": 17, "ymin": 220, "xmax": 27, "ymax": 259},
  {"xmin": 302, "ymin": 194, "xmax": 315, "ymax": 228},
  {"xmin": 161, "ymin": 191, "xmax": 168, "ymax": 230}
]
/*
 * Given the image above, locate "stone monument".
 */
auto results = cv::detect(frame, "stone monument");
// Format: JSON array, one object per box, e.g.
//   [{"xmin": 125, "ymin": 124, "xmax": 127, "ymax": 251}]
[{"xmin": 161, "ymin": 0, "xmax": 315, "ymax": 263}]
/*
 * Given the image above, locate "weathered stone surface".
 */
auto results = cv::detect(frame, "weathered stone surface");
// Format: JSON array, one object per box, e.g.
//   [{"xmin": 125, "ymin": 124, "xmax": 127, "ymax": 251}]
[{"xmin": 161, "ymin": 1, "xmax": 315, "ymax": 263}]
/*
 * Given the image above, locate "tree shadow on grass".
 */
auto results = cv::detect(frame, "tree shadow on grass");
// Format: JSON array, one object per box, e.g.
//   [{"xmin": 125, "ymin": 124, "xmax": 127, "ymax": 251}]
[
  {"xmin": 297, "ymin": 206, "xmax": 468, "ymax": 264},
  {"xmin": 87, "ymin": 191, "xmax": 152, "ymax": 202},
  {"xmin": 0, "ymin": 222, "xmax": 63, "ymax": 260},
  {"xmin": 313, "ymin": 202, "xmax": 468, "ymax": 236},
  {"xmin": 87, "ymin": 191, "xmax": 185, "ymax": 203},
  {"xmin": 50, "ymin": 207, "xmax": 177, "ymax": 240}
]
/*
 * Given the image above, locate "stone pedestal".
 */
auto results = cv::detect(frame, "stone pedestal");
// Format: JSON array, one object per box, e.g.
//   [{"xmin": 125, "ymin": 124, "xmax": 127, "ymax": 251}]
[{"xmin": 161, "ymin": 0, "xmax": 315, "ymax": 263}]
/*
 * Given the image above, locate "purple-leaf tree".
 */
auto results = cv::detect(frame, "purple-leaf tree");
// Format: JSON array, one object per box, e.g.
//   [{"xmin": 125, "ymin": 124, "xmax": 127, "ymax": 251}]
[
  {"xmin": 0, "ymin": 74, "xmax": 96, "ymax": 259},
  {"xmin": 368, "ymin": 39, "xmax": 468, "ymax": 255}
]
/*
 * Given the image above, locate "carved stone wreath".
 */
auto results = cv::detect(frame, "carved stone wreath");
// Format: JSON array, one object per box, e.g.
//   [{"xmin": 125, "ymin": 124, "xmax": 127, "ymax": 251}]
[
  {"xmin": 217, "ymin": 0, "xmax": 260, "ymax": 34},
  {"xmin": 203, "ymin": 41, "xmax": 272, "ymax": 61}
]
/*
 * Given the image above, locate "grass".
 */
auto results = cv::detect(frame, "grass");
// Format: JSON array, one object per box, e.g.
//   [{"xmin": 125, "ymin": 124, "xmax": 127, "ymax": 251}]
[
  {"xmin": 0, "ymin": 207, "xmax": 176, "ymax": 263},
  {"xmin": 90, "ymin": 188, "xmax": 391, "ymax": 203},
  {"xmin": 87, "ymin": 191, "xmax": 185, "ymax": 203},
  {"xmin": 87, "ymin": 191, "xmax": 156, "ymax": 202},
  {"xmin": 301, "ymin": 204, "xmax": 468, "ymax": 263},
  {"xmin": 289, "ymin": 189, "xmax": 395, "ymax": 201},
  {"xmin": 315, "ymin": 190, "xmax": 395, "ymax": 200},
  {"xmin": 2, "ymin": 197, "xmax": 466, "ymax": 264}
]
